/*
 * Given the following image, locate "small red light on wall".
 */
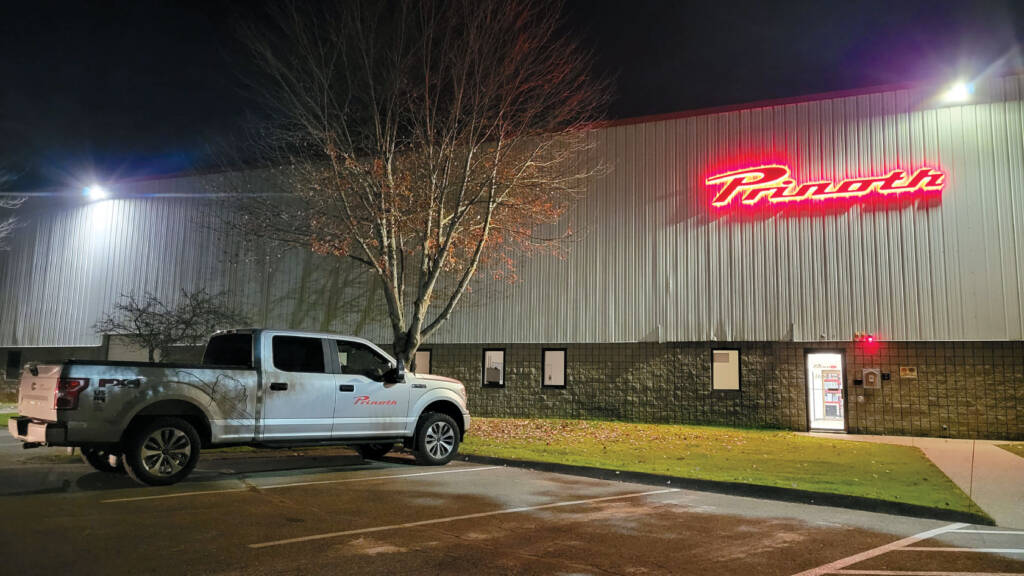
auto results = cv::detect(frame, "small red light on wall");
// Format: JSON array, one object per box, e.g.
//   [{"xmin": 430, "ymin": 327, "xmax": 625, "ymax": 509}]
[
  {"xmin": 706, "ymin": 165, "xmax": 945, "ymax": 209},
  {"xmin": 854, "ymin": 332, "xmax": 880, "ymax": 353}
]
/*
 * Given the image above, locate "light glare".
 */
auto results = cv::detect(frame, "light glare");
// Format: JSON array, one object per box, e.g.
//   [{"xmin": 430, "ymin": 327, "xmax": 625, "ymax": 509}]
[
  {"xmin": 85, "ymin": 184, "xmax": 109, "ymax": 201},
  {"xmin": 941, "ymin": 81, "xmax": 973, "ymax": 103}
]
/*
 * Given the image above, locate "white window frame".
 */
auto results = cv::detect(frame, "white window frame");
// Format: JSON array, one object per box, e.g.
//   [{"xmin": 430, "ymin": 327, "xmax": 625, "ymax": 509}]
[
  {"xmin": 414, "ymin": 349, "xmax": 432, "ymax": 374},
  {"xmin": 711, "ymin": 348, "xmax": 740, "ymax": 391},
  {"xmin": 542, "ymin": 348, "xmax": 566, "ymax": 388},
  {"xmin": 482, "ymin": 348, "xmax": 505, "ymax": 387}
]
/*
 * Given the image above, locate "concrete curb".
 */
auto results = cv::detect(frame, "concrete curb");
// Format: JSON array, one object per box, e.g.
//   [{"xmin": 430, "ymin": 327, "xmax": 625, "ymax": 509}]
[{"xmin": 462, "ymin": 454, "xmax": 995, "ymax": 526}]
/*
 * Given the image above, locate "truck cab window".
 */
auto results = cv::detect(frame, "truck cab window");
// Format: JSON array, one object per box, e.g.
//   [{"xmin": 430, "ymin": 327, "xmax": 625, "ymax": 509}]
[
  {"xmin": 272, "ymin": 336, "xmax": 325, "ymax": 373},
  {"xmin": 336, "ymin": 341, "xmax": 391, "ymax": 381},
  {"xmin": 203, "ymin": 333, "xmax": 253, "ymax": 367}
]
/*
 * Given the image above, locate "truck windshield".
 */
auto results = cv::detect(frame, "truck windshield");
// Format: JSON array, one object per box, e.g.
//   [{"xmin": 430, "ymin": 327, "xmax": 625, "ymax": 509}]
[{"xmin": 203, "ymin": 333, "xmax": 253, "ymax": 367}]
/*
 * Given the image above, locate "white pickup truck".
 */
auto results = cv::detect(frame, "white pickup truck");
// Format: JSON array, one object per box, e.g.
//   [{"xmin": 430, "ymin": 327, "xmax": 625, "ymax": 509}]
[{"xmin": 8, "ymin": 329, "xmax": 470, "ymax": 486}]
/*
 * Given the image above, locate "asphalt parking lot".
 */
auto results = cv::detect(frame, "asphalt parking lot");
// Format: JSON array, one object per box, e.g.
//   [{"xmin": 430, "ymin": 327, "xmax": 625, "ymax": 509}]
[{"xmin": 1, "ymin": 438, "xmax": 1022, "ymax": 575}]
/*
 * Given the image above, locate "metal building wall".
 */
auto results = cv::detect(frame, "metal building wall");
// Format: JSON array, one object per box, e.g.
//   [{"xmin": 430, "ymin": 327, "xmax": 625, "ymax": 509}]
[
  {"xmin": 1, "ymin": 75, "xmax": 1023, "ymax": 347},
  {"xmin": 433, "ymin": 73, "xmax": 1024, "ymax": 344}
]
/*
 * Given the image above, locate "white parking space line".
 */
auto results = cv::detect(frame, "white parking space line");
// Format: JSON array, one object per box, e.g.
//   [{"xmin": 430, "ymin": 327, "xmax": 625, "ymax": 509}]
[
  {"xmin": 831, "ymin": 565, "xmax": 1024, "ymax": 569},
  {"xmin": 899, "ymin": 547, "xmax": 1024, "ymax": 553},
  {"xmin": 258, "ymin": 465, "xmax": 501, "ymax": 490},
  {"xmin": 102, "ymin": 487, "xmax": 251, "ymax": 502},
  {"xmin": 789, "ymin": 523, "xmax": 969, "ymax": 576},
  {"xmin": 102, "ymin": 465, "xmax": 501, "ymax": 503},
  {"xmin": 248, "ymin": 488, "xmax": 680, "ymax": 549},
  {"xmin": 950, "ymin": 530, "xmax": 1024, "ymax": 535}
]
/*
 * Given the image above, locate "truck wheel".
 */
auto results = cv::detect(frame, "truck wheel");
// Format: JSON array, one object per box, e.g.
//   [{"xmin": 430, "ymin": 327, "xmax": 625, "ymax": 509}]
[
  {"xmin": 80, "ymin": 447, "xmax": 125, "ymax": 474},
  {"xmin": 123, "ymin": 417, "xmax": 201, "ymax": 486},
  {"xmin": 356, "ymin": 443, "xmax": 393, "ymax": 460},
  {"xmin": 414, "ymin": 412, "xmax": 459, "ymax": 466}
]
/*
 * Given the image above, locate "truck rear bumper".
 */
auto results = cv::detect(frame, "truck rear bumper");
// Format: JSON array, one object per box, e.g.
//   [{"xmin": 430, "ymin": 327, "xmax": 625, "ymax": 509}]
[{"xmin": 8, "ymin": 417, "xmax": 67, "ymax": 446}]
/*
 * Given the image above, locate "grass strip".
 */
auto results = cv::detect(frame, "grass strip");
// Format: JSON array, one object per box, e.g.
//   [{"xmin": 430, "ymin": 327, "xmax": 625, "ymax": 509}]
[{"xmin": 462, "ymin": 418, "xmax": 979, "ymax": 515}]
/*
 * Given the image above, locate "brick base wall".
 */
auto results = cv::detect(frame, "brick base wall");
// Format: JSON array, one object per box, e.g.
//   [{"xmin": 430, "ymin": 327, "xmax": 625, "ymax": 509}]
[{"xmin": 427, "ymin": 341, "xmax": 1023, "ymax": 441}]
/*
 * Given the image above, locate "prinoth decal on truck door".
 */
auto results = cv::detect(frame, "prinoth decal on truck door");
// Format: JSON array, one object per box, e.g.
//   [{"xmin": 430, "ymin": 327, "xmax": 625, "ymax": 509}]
[{"xmin": 353, "ymin": 395, "xmax": 398, "ymax": 406}]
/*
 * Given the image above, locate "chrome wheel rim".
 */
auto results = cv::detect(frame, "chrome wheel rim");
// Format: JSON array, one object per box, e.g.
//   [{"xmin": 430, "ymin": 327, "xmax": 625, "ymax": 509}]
[
  {"xmin": 424, "ymin": 421, "xmax": 455, "ymax": 459},
  {"xmin": 140, "ymin": 427, "xmax": 192, "ymax": 477}
]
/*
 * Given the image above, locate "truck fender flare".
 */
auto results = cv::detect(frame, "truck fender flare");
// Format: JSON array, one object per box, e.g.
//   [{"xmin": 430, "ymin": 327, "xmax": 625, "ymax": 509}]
[
  {"xmin": 406, "ymin": 390, "xmax": 466, "ymax": 437},
  {"xmin": 120, "ymin": 395, "xmax": 215, "ymax": 441}
]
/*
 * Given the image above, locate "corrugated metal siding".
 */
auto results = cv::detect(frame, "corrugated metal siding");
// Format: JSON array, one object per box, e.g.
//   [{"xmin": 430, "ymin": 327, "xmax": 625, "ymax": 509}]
[
  {"xmin": 2, "ymin": 75, "xmax": 1023, "ymax": 347},
  {"xmin": 433, "ymin": 74, "xmax": 1024, "ymax": 344}
]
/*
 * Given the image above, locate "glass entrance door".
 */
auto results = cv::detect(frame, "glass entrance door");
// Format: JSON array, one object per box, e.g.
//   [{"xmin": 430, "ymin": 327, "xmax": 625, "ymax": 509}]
[{"xmin": 806, "ymin": 352, "xmax": 845, "ymax": 431}]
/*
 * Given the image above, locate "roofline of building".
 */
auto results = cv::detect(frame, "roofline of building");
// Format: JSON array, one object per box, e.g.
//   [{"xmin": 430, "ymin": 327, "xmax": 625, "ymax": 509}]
[
  {"xmin": 7, "ymin": 70, "xmax": 1023, "ymax": 194},
  {"xmin": 594, "ymin": 69, "xmax": 1024, "ymax": 129},
  {"xmin": 2, "ymin": 160, "xmax": 274, "ymax": 196}
]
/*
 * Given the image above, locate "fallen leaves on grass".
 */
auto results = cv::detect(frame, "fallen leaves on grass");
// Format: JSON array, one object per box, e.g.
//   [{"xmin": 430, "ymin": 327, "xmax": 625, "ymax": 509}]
[{"xmin": 470, "ymin": 418, "xmax": 767, "ymax": 455}]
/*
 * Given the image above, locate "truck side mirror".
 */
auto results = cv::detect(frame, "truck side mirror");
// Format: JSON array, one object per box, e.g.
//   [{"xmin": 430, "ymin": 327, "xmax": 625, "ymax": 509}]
[{"xmin": 384, "ymin": 359, "xmax": 406, "ymax": 384}]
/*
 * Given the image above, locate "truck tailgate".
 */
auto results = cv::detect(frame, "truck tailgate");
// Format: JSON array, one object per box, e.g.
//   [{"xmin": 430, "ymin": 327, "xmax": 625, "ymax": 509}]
[{"xmin": 17, "ymin": 364, "xmax": 62, "ymax": 422}]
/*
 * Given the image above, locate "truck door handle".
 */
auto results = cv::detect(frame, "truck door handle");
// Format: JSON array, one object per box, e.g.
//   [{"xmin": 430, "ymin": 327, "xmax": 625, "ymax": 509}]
[
  {"xmin": 338, "ymin": 384, "xmax": 355, "ymax": 392},
  {"xmin": 270, "ymin": 382, "xmax": 288, "ymax": 391}
]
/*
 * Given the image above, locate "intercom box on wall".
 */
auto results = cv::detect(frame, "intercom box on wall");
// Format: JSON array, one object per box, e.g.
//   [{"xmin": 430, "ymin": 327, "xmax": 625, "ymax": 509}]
[{"xmin": 862, "ymin": 368, "xmax": 881, "ymax": 389}]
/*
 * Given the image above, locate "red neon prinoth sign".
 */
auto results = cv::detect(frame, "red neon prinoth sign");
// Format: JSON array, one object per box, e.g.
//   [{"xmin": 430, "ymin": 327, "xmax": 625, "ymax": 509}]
[{"xmin": 706, "ymin": 165, "xmax": 945, "ymax": 208}]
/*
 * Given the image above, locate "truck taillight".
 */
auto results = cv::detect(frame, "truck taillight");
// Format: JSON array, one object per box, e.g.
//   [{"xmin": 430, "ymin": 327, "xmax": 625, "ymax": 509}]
[{"xmin": 54, "ymin": 378, "xmax": 89, "ymax": 410}]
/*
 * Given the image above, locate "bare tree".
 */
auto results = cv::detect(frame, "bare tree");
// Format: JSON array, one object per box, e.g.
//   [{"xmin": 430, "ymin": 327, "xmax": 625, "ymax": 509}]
[
  {"xmin": 0, "ymin": 172, "xmax": 24, "ymax": 250},
  {"xmin": 94, "ymin": 289, "xmax": 251, "ymax": 362},
  {"xmin": 229, "ymin": 0, "xmax": 605, "ymax": 366}
]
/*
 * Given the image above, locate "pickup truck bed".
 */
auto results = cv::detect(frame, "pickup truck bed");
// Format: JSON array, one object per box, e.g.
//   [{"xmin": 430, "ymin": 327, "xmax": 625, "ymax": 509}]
[{"xmin": 12, "ymin": 359, "xmax": 258, "ymax": 446}]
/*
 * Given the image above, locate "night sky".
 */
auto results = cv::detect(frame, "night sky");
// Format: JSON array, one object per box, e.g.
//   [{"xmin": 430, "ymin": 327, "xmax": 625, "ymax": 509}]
[{"xmin": 1, "ymin": 0, "xmax": 1021, "ymax": 190}]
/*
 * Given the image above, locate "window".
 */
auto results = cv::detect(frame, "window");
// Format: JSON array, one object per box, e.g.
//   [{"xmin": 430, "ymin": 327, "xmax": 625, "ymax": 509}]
[
  {"xmin": 482, "ymin": 349, "xmax": 505, "ymax": 387},
  {"xmin": 542, "ymin": 348, "xmax": 566, "ymax": 388},
  {"xmin": 106, "ymin": 335, "xmax": 153, "ymax": 362},
  {"xmin": 414, "ymin": 349, "xmax": 432, "ymax": 374},
  {"xmin": 272, "ymin": 336, "xmax": 326, "ymax": 373},
  {"xmin": 336, "ymin": 340, "xmax": 392, "ymax": 381},
  {"xmin": 712, "ymin": 349, "xmax": 740, "ymax": 390},
  {"xmin": 5, "ymin": 350, "xmax": 22, "ymax": 380},
  {"xmin": 203, "ymin": 333, "xmax": 253, "ymax": 367}
]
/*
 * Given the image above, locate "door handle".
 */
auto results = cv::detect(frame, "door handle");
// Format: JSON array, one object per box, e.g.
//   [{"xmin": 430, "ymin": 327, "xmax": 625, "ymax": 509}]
[
  {"xmin": 270, "ymin": 382, "xmax": 288, "ymax": 391},
  {"xmin": 338, "ymin": 384, "xmax": 355, "ymax": 392}
]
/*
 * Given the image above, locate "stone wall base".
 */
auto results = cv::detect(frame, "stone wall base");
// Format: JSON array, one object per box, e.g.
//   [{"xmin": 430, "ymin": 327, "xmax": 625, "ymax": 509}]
[{"xmin": 425, "ymin": 341, "xmax": 1023, "ymax": 441}]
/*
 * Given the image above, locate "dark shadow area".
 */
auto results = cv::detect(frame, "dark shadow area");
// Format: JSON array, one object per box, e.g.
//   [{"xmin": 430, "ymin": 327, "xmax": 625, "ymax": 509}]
[
  {"xmin": 202, "ymin": 452, "xmax": 367, "ymax": 476},
  {"xmin": 0, "ymin": 450, "xmax": 390, "ymax": 495}
]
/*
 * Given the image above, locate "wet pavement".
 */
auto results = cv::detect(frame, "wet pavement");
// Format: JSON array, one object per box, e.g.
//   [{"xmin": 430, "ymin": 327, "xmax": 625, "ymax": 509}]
[{"xmin": 1, "ymin": 436, "xmax": 1023, "ymax": 575}]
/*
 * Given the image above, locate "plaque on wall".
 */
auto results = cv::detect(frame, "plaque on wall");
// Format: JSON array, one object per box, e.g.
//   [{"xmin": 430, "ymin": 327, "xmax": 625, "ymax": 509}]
[{"xmin": 899, "ymin": 366, "xmax": 918, "ymax": 379}]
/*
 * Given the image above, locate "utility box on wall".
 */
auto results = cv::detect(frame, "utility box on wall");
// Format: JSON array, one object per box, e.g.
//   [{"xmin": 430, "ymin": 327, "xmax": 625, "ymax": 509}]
[{"xmin": 862, "ymin": 368, "xmax": 881, "ymax": 389}]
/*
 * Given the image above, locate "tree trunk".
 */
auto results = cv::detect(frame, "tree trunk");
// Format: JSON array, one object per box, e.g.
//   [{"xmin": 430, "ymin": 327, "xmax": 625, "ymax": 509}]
[
  {"xmin": 148, "ymin": 348, "xmax": 156, "ymax": 363},
  {"xmin": 392, "ymin": 330, "xmax": 422, "ymax": 371}
]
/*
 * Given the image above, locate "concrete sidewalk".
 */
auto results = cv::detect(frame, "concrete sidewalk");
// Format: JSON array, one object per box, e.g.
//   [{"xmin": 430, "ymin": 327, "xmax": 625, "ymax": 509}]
[{"xmin": 804, "ymin": 432, "xmax": 1024, "ymax": 528}]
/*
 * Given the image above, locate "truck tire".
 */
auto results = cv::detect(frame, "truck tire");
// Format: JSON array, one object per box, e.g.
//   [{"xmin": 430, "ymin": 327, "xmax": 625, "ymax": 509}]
[
  {"xmin": 123, "ymin": 417, "xmax": 202, "ymax": 486},
  {"xmin": 356, "ymin": 443, "xmax": 393, "ymax": 460},
  {"xmin": 80, "ymin": 447, "xmax": 125, "ymax": 474},
  {"xmin": 413, "ymin": 412, "xmax": 459, "ymax": 466}
]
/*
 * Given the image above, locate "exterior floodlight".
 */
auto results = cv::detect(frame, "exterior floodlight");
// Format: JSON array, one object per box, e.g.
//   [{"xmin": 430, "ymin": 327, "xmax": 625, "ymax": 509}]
[
  {"xmin": 85, "ymin": 184, "xmax": 109, "ymax": 201},
  {"xmin": 941, "ymin": 81, "xmax": 973, "ymax": 104}
]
